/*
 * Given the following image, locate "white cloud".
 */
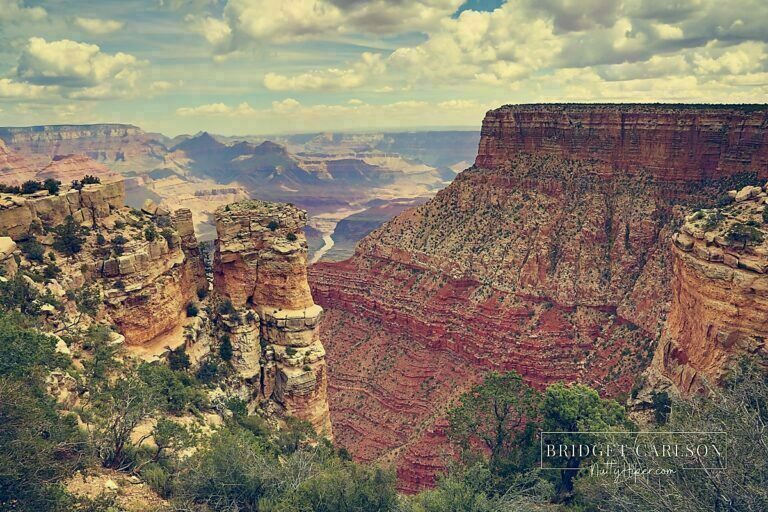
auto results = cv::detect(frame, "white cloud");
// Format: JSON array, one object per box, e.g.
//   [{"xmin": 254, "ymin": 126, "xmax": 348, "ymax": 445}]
[
  {"xmin": 263, "ymin": 52, "xmax": 385, "ymax": 91},
  {"xmin": 177, "ymin": 102, "xmax": 257, "ymax": 116},
  {"xmin": 187, "ymin": 15, "xmax": 233, "ymax": 53},
  {"xmin": 75, "ymin": 17, "xmax": 125, "ymax": 35},
  {"xmin": 653, "ymin": 22, "xmax": 684, "ymax": 40},
  {"xmin": 195, "ymin": 0, "xmax": 461, "ymax": 52},
  {"xmin": 0, "ymin": 0, "xmax": 46, "ymax": 21},
  {"xmin": 692, "ymin": 41, "xmax": 767, "ymax": 75},
  {"xmin": 0, "ymin": 78, "xmax": 53, "ymax": 99},
  {"xmin": 14, "ymin": 37, "xmax": 143, "ymax": 99}
]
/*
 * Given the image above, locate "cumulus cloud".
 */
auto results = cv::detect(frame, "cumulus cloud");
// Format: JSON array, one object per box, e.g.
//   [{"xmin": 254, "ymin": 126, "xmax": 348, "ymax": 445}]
[
  {"xmin": 0, "ymin": 0, "xmax": 46, "ymax": 21},
  {"xmin": 193, "ymin": 0, "xmax": 461, "ymax": 52},
  {"xmin": 0, "ymin": 78, "xmax": 53, "ymax": 100},
  {"xmin": 263, "ymin": 52, "xmax": 385, "ymax": 91},
  {"xmin": 74, "ymin": 17, "xmax": 126, "ymax": 35},
  {"xmin": 177, "ymin": 102, "xmax": 257, "ymax": 116},
  {"xmin": 14, "ymin": 37, "xmax": 143, "ymax": 98}
]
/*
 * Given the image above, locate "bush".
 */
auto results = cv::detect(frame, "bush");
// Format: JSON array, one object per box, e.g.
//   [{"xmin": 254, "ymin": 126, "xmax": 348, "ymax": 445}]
[
  {"xmin": 168, "ymin": 346, "xmax": 190, "ymax": 371},
  {"xmin": 220, "ymin": 334, "xmax": 233, "ymax": 361},
  {"xmin": 197, "ymin": 286, "xmax": 209, "ymax": 300},
  {"xmin": 196, "ymin": 360, "xmax": 219, "ymax": 385},
  {"xmin": 112, "ymin": 234, "xmax": 127, "ymax": 256},
  {"xmin": 287, "ymin": 232, "xmax": 298, "ymax": 242},
  {"xmin": 81, "ymin": 175, "xmax": 101, "ymax": 185},
  {"xmin": 218, "ymin": 299, "xmax": 236, "ymax": 316},
  {"xmin": 52, "ymin": 216, "xmax": 88, "ymax": 256},
  {"xmin": 726, "ymin": 223, "xmax": 764, "ymax": 246},
  {"xmin": 21, "ymin": 180, "xmax": 43, "ymax": 195},
  {"xmin": 763, "ymin": 207, "xmax": 768, "ymax": 224},
  {"xmin": 267, "ymin": 220, "xmax": 279, "ymax": 231},
  {"xmin": 186, "ymin": 302, "xmax": 199, "ymax": 317},
  {"xmin": 19, "ymin": 237, "xmax": 45, "ymax": 262},
  {"xmin": 43, "ymin": 178, "xmax": 61, "ymax": 195},
  {"xmin": 144, "ymin": 224, "xmax": 158, "ymax": 242}
]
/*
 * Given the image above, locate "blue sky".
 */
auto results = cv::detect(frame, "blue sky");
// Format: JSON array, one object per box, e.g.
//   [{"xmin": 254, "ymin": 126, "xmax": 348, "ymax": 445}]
[{"xmin": 0, "ymin": 0, "xmax": 766, "ymax": 136}]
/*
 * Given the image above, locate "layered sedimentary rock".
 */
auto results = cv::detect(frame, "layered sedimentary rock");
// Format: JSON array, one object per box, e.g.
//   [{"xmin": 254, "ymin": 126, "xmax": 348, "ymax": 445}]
[
  {"xmin": 0, "ymin": 139, "xmax": 37, "ymax": 184},
  {"xmin": 309, "ymin": 104, "xmax": 768, "ymax": 491},
  {"xmin": 214, "ymin": 200, "xmax": 331, "ymax": 436},
  {"xmin": 0, "ymin": 177, "xmax": 206, "ymax": 347},
  {"xmin": 37, "ymin": 154, "xmax": 121, "ymax": 184},
  {"xmin": 0, "ymin": 236, "xmax": 17, "ymax": 276},
  {"xmin": 476, "ymin": 104, "xmax": 768, "ymax": 183},
  {"xmin": 0, "ymin": 124, "xmax": 167, "ymax": 170},
  {"xmin": 0, "ymin": 181, "xmax": 125, "ymax": 240},
  {"xmin": 101, "ymin": 218, "xmax": 205, "ymax": 347},
  {"xmin": 650, "ymin": 186, "xmax": 768, "ymax": 393}
]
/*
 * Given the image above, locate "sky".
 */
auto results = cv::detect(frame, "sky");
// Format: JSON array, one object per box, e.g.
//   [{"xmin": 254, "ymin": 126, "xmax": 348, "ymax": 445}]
[{"xmin": 0, "ymin": 0, "xmax": 766, "ymax": 136}]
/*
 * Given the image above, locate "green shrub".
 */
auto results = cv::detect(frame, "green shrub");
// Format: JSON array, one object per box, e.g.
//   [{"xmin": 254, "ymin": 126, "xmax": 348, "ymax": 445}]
[
  {"xmin": 144, "ymin": 224, "xmax": 158, "ymax": 242},
  {"xmin": 726, "ymin": 223, "xmax": 764, "ymax": 246},
  {"xmin": 168, "ymin": 346, "xmax": 190, "ymax": 371},
  {"xmin": 220, "ymin": 334, "xmax": 233, "ymax": 361},
  {"xmin": 52, "ymin": 216, "xmax": 88, "ymax": 256},
  {"xmin": 19, "ymin": 237, "xmax": 45, "ymax": 262},
  {"xmin": 43, "ymin": 178, "xmax": 61, "ymax": 195},
  {"xmin": 218, "ymin": 299, "xmax": 236, "ymax": 316},
  {"xmin": 21, "ymin": 180, "xmax": 43, "ymax": 195},
  {"xmin": 196, "ymin": 286, "xmax": 209, "ymax": 300},
  {"xmin": 267, "ymin": 220, "xmax": 279, "ymax": 231},
  {"xmin": 186, "ymin": 302, "xmax": 199, "ymax": 317},
  {"xmin": 196, "ymin": 360, "xmax": 219, "ymax": 385},
  {"xmin": 81, "ymin": 175, "xmax": 101, "ymax": 185},
  {"xmin": 287, "ymin": 232, "xmax": 298, "ymax": 242}
]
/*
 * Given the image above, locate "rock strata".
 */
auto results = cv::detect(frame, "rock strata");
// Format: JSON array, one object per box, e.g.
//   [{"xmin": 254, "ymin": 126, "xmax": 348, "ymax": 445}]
[
  {"xmin": 214, "ymin": 200, "xmax": 331, "ymax": 436},
  {"xmin": 650, "ymin": 184, "xmax": 768, "ymax": 392},
  {"xmin": 309, "ymin": 104, "xmax": 768, "ymax": 491}
]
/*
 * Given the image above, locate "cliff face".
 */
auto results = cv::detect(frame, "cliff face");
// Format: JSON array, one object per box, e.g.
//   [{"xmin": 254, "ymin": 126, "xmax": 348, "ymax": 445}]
[
  {"xmin": 0, "ymin": 124, "xmax": 167, "ymax": 170},
  {"xmin": 214, "ymin": 201, "xmax": 332, "ymax": 436},
  {"xmin": 650, "ymin": 186, "xmax": 768, "ymax": 393},
  {"xmin": 0, "ymin": 181, "xmax": 125, "ymax": 240},
  {"xmin": 0, "ymin": 139, "xmax": 39, "ymax": 184},
  {"xmin": 476, "ymin": 104, "xmax": 768, "ymax": 183},
  {"xmin": 309, "ymin": 104, "xmax": 768, "ymax": 491},
  {"xmin": 0, "ymin": 179, "xmax": 206, "ymax": 347}
]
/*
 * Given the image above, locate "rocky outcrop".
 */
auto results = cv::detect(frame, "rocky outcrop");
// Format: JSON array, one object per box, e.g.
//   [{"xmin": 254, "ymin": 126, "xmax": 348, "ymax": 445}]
[
  {"xmin": 309, "ymin": 104, "xmax": 768, "ymax": 491},
  {"xmin": 0, "ymin": 236, "xmax": 17, "ymax": 276},
  {"xmin": 214, "ymin": 200, "xmax": 332, "ymax": 437},
  {"xmin": 649, "ymin": 185, "xmax": 768, "ymax": 393},
  {"xmin": 214, "ymin": 201, "xmax": 314, "ymax": 310},
  {"xmin": 476, "ymin": 104, "xmax": 768, "ymax": 183},
  {"xmin": 0, "ymin": 181, "xmax": 125, "ymax": 240}
]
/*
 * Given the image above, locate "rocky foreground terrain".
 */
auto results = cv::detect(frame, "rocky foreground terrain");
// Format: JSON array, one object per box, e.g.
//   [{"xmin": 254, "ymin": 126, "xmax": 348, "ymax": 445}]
[
  {"xmin": 0, "ymin": 178, "xmax": 332, "ymax": 439},
  {"xmin": 310, "ymin": 104, "xmax": 768, "ymax": 491}
]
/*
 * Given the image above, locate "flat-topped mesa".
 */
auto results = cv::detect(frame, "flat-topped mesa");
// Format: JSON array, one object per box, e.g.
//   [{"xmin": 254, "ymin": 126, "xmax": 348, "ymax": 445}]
[
  {"xmin": 650, "ymin": 184, "xmax": 768, "ymax": 393},
  {"xmin": 476, "ymin": 104, "xmax": 768, "ymax": 183},
  {"xmin": 213, "ymin": 200, "xmax": 332, "ymax": 437}
]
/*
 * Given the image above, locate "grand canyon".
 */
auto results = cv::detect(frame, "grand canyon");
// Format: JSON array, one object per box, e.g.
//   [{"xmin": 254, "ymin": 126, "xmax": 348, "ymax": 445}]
[{"xmin": 2, "ymin": 104, "xmax": 766, "ymax": 505}]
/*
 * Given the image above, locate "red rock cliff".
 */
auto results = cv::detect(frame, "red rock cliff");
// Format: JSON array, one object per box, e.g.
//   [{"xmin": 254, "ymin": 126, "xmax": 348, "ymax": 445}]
[
  {"xmin": 309, "ymin": 104, "xmax": 768, "ymax": 492},
  {"xmin": 476, "ymin": 104, "xmax": 768, "ymax": 183}
]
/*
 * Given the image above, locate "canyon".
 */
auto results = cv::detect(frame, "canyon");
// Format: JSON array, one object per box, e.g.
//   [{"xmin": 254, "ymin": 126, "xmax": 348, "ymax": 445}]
[
  {"xmin": 310, "ymin": 104, "xmax": 768, "ymax": 491},
  {"xmin": 2, "ymin": 105, "xmax": 767, "ymax": 494}
]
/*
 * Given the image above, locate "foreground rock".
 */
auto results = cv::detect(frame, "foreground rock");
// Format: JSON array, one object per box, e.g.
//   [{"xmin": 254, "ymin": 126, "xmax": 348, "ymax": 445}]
[
  {"xmin": 649, "ymin": 185, "xmax": 768, "ymax": 393},
  {"xmin": 214, "ymin": 200, "xmax": 332, "ymax": 437}
]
